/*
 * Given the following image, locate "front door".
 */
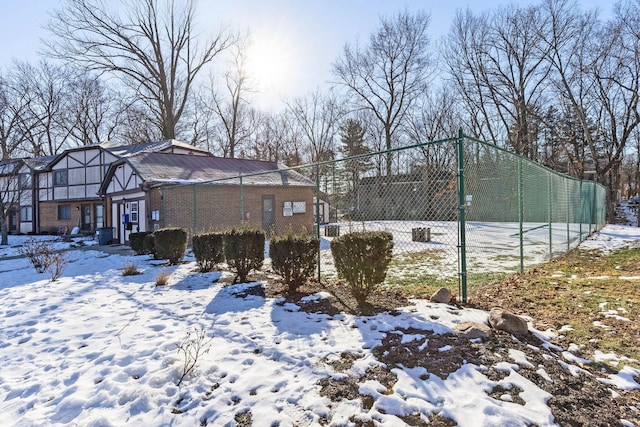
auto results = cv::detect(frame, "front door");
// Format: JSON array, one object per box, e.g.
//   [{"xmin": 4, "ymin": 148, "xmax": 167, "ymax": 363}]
[
  {"xmin": 95, "ymin": 204, "xmax": 104, "ymax": 229},
  {"xmin": 262, "ymin": 195, "xmax": 276, "ymax": 235},
  {"xmin": 81, "ymin": 204, "xmax": 92, "ymax": 231},
  {"xmin": 8, "ymin": 209, "xmax": 16, "ymax": 232}
]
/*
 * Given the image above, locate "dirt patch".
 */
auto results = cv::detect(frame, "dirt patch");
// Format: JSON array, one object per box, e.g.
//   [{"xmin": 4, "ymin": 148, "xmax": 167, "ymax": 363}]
[{"xmin": 262, "ymin": 277, "xmax": 640, "ymax": 426}]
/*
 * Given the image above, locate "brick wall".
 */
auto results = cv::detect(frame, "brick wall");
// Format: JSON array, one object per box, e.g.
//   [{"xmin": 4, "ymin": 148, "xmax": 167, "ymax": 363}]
[{"xmin": 156, "ymin": 184, "xmax": 315, "ymax": 235}]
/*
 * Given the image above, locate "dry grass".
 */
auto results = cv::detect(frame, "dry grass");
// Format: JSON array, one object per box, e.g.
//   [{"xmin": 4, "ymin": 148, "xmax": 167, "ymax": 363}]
[
  {"xmin": 155, "ymin": 270, "xmax": 170, "ymax": 286},
  {"xmin": 122, "ymin": 262, "xmax": 141, "ymax": 276},
  {"xmin": 468, "ymin": 247, "xmax": 640, "ymax": 368}
]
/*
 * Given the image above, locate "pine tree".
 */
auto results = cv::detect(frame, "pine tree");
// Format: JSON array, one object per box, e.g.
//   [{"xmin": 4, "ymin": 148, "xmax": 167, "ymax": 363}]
[{"xmin": 339, "ymin": 119, "xmax": 372, "ymax": 192}]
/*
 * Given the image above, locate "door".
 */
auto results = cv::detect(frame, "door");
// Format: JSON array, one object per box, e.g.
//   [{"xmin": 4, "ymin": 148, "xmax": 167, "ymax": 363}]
[
  {"xmin": 81, "ymin": 204, "xmax": 91, "ymax": 231},
  {"xmin": 95, "ymin": 205, "xmax": 104, "ymax": 229},
  {"xmin": 262, "ymin": 195, "xmax": 276, "ymax": 235},
  {"xmin": 8, "ymin": 209, "xmax": 16, "ymax": 232}
]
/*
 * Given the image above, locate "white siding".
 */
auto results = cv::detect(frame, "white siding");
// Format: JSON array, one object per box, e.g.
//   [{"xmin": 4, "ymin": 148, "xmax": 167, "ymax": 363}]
[
  {"xmin": 68, "ymin": 186, "xmax": 85, "ymax": 198},
  {"xmin": 54, "ymin": 187, "xmax": 68, "ymax": 199},
  {"xmin": 86, "ymin": 166, "xmax": 101, "ymax": 184},
  {"xmin": 69, "ymin": 168, "xmax": 85, "ymax": 185}
]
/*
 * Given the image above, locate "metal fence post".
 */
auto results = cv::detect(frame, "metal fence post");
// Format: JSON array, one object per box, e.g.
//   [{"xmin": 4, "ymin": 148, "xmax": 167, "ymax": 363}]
[
  {"xmin": 161, "ymin": 186, "xmax": 166, "ymax": 228},
  {"xmin": 315, "ymin": 163, "xmax": 321, "ymax": 283},
  {"xmin": 193, "ymin": 183, "xmax": 197, "ymax": 233},
  {"xmin": 518, "ymin": 157, "xmax": 524, "ymax": 274},
  {"xmin": 456, "ymin": 129, "xmax": 467, "ymax": 303},
  {"xmin": 239, "ymin": 173, "xmax": 244, "ymax": 225},
  {"xmin": 548, "ymin": 174, "xmax": 553, "ymax": 260}
]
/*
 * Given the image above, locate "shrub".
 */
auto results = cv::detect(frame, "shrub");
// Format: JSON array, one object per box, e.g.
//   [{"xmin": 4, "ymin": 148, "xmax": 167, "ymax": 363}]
[
  {"xmin": 19, "ymin": 238, "xmax": 52, "ymax": 273},
  {"xmin": 47, "ymin": 252, "xmax": 67, "ymax": 282},
  {"xmin": 122, "ymin": 262, "xmax": 141, "ymax": 276},
  {"xmin": 330, "ymin": 231, "xmax": 394, "ymax": 307},
  {"xmin": 176, "ymin": 327, "xmax": 213, "ymax": 386},
  {"xmin": 129, "ymin": 231, "xmax": 152, "ymax": 255},
  {"xmin": 223, "ymin": 227, "xmax": 265, "ymax": 283},
  {"xmin": 18, "ymin": 238, "xmax": 67, "ymax": 281},
  {"xmin": 153, "ymin": 228, "xmax": 188, "ymax": 265},
  {"xmin": 192, "ymin": 232, "xmax": 224, "ymax": 272},
  {"xmin": 269, "ymin": 231, "xmax": 319, "ymax": 293},
  {"xmin": 143, "ymin": 232, "xmax": 157, "ymax": 258}
]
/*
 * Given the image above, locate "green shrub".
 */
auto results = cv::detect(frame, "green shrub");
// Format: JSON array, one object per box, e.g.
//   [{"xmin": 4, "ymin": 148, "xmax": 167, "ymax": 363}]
[
  {"xmin": 129, "ymin": 231, "xmax": 152, "ymax": 255},
  {"xmin": 144, "ymin": 232, "xmax": 158, "ymax": 258},
  {"xmin": 153, "ymin": 228, "xmax": 188, "ymax": 265},
  {"xmin": 269, "ymin": 232, "xmax": 319, "ymax": 293},
  {"xmin": 330, "ymin": 231, "xmax": 394, "ymax": 307},
  {"xmin": 192, "ymin": 232, "xmax": 224, "ymax": 272},
  {"xmin": 223, "ymin": 227, "xmax": 265, "ymax": 283}
]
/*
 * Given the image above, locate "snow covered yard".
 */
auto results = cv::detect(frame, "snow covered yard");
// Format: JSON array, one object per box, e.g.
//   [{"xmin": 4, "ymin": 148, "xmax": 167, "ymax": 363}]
[{"xmin": 0, "ymin": 226, "xmax": 639, "ymax": 426}]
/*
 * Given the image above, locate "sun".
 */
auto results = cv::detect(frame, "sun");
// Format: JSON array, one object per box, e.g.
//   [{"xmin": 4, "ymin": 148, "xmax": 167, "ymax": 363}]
[{"xmin": 246, "ymin": 32, "xmax": 297, "ymax": 106}]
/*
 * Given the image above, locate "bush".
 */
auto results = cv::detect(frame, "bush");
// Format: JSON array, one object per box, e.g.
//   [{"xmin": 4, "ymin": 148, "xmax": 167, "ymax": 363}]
[
  {"xmin": 192, "ymin": 232, "xmax": 224, "ymax": 272},
  {"xmin": 330, "ymin": 231, "xmax": 394, "ymax": 307},
  {"xmin": 153, "ymin": 228, "xmax": 188, "ymax": 265},
  {"xmin": 269, "ymin": 231, "xmax": 319, "ymax": 293},
  {"xmin": 129, "ymin": 231, "xmax": 153, "ymax": 255},
  {"xmin": 18, "ymin": 238, "xmax": 67, "ymax": 281},
  {"xmin": 223, "ymin": 227, "xmax": 265, "ymax": 283},
  {"xmin": 144, "ymin": 232, "xmax": 158, "ymax": 259}
]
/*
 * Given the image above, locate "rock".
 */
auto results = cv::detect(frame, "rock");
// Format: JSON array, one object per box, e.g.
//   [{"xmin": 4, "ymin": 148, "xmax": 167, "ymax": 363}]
[
  {"xmin": 488, "ymin": 308, "xmax": 529, "ymax": 335},
  {"xmin": 430, "ymin": 287, "xmax": 452, "ymax": 304},
  {"xmin": 453, "ymin": 321, "xmax": 492, "ymax": 340}
]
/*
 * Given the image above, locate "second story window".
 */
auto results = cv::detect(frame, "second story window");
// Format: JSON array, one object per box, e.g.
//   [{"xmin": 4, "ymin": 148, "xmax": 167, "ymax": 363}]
[
  {"xmin": 18, "ymin": 174, "xmax": 31, "ymax": 189},
  {"xmin": 54, "ymin": 170, "xmax": 68, "ymax": 186}
]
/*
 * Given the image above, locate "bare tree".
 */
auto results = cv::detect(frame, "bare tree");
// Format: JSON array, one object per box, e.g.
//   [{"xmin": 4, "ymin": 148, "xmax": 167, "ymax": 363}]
[
  {"xmin": 0, "ymin": 72, "xmax": 35, "ymax": 159},
  {"xmin": 443, "ymin": 5, "xmax": 551, "ymax": 159},
  {"xmin": 65, "ymin": 73, "xmax": 119, "ymax": 145},
  {"xmin": 333, "ymin": 10, "xmax": 432, "ymax": 176},
  {"xmin": 539, "ymin": 0, "xmax": 640, "ymax": 220},
  {"xmin": 13, "ymin": 61, "xmax": 75, "ymax": 156},
  {"xmin": 286, "ymin": 89, "xmax": 344, "ymax": 168},
  {"xmin": 199, "ymin": 32, "xmax": 254, "ymax": 158},
  {"xmin": 46, "ymin": 0, "xmax": 231, "ymax": 141},
  {"xmin": 249, "ymin": 110, "xmax": 303, "ymax": 165}
]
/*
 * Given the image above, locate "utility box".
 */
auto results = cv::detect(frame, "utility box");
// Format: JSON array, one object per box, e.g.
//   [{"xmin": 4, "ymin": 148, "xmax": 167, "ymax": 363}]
[{"xmin": 412, "ymin": 227, "xmax": 431, "ymax": 242}]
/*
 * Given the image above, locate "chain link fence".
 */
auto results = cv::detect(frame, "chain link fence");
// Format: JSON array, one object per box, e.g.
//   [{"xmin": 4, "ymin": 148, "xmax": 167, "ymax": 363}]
[{"xmin": 159, "ymin": 132, "xmax": 606, "ymax": 301}]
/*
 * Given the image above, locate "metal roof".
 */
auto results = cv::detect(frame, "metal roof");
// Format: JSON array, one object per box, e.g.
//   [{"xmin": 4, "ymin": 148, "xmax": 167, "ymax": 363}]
[
  {"xmin": 100, "ymin": 140, "xmax": 210, "ymax": 157},
  {"xmin": 120, "ymin": 152, "xmax": 314, "ymax": 188}
]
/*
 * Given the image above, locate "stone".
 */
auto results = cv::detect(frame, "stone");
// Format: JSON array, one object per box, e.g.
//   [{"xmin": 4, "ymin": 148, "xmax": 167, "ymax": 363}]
[
  {"xmin": 430, "ymin": 287, "xmax": 452, "ymax": 304},
  {"xmin": 488, "ymin": 308, "xmax": 529, "ymax": 335},
  {"xmin": 453, "ymin": 321, "xmax": 492, "ymax": 340}
]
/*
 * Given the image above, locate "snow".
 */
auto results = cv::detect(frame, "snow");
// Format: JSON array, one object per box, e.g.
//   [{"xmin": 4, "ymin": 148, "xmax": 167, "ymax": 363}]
[{"xmin": 0, "ymin": 224, "xmax": 639, "ymax": 426}]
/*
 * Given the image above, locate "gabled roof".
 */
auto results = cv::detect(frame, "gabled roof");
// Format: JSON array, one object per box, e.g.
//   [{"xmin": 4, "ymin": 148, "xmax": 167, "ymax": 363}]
[
  {"xmin": 24, "ymin": 155, "xmax": 58, "ymax": 171},
  {"xmin": 100, "ymin": 140, "xmax": 210, "ymax": 157},
  {"xmin": 45, "ymin": 140, "xmax": 210, "ymax": 170},
  {"xmin": 0, "ymin": 158, "xmax": 24, "ymax": 176},
  {"xmin": 100, "ymin": 152, "xmax": 314, "ymax": 194}
]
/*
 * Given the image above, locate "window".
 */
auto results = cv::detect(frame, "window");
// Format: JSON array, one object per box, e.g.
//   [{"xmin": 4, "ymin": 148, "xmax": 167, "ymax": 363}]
[
  {"xmin": 19, "ymin": 174, "xmax": 31, "ymax": 189},
  {"xmin": 130, "ymin": 201, "xmax": 139, "ymax": 223},
  {"xmin": 54, "ymin": 170, "xmax": 68, "ymax": 186},
  {"xmin": 58, "ymin": 205, "xmax": 71, "ymax": 220},
  {"xmin": 20, "ymin": 206, "xmax": 32, "ymax": 222}
]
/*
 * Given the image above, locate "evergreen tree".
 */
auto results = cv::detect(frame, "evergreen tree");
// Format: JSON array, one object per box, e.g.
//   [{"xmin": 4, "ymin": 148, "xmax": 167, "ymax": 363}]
[{"xmin": 339, "ymin": 119, "xmax": 372, "ymax": 192}]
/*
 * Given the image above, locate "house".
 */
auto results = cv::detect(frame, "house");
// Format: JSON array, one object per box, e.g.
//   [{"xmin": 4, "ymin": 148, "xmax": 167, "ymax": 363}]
[
  {"xmin": 1, "ymin": 140, "xmax": 210, "ymax": 236},
  {"xmin": 0, "ymin": 158, "xmax": 35, "ymax": 234},
  {"xmin": 99, "ymin": 152, "xmax": 316, "ymax": 243}
]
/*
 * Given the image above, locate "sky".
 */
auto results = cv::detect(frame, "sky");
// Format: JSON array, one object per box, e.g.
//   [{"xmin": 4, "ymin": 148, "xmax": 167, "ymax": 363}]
[{"xmin": 0, "ymin": 0, "xmax": 613, "ymax": 109}]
